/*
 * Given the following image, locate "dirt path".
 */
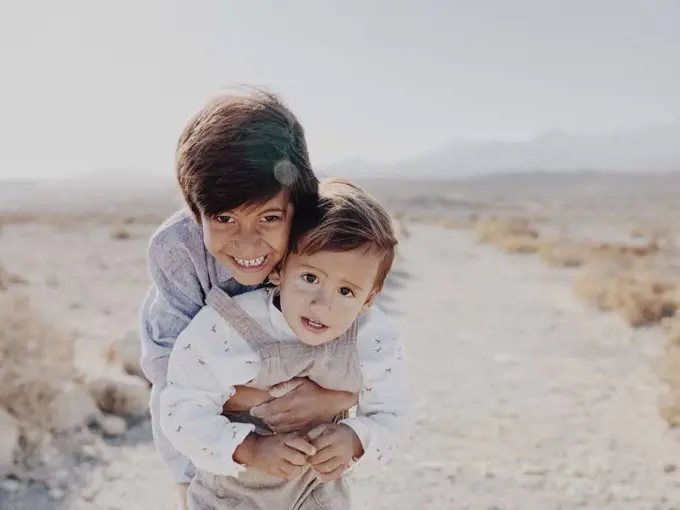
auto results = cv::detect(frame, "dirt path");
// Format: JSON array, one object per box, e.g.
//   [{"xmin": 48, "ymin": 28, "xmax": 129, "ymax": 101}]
[{"xmin": 5, "ymin": 224, "xmax": 680, "ymax": 509}]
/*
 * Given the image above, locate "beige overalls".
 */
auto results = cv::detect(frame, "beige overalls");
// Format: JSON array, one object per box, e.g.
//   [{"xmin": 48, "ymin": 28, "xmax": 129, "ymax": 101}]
[{"xmin": 186, "ymin": 286, "xmax": 363, "ymax": 510}]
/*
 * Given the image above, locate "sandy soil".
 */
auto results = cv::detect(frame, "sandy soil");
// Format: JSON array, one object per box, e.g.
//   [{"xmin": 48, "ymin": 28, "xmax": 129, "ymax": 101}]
[{"xmin": 2, "ymin": 221, "xmax": 680, "ymax": 509}]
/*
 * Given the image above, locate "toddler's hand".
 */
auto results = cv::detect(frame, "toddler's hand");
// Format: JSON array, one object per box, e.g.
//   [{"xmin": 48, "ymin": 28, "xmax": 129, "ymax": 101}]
[
  {"xmin": 235, "ymin": 433, "xmax": 316, "ymax": 479},
  {"xmin": 307, "ymin": 424, "xmax": 363, "ymax": 482}
]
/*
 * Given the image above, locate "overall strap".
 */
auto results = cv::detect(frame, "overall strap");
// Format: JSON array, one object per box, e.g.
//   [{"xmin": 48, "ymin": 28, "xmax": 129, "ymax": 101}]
[
  {"xmin": 205, "ymin": 286, "xmax": 273, "ymax": 350},
  {"xmin": 341, "ymin": 318, "xmax": 359, "ymax": 345}
]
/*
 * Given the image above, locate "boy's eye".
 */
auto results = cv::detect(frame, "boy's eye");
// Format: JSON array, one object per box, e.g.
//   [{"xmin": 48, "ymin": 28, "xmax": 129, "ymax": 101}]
[
  {"xmin": 215, "ymin": 215, "xmax": 234, "ymax": 224},
  {"xmin": 302, "ymin": 273, "xmax": 318, "ymax": 284},
  {"xmin": 261, "ymin": 215, "xmax": 281, "ymax": 223},
  {"xmin": 339, "ymin": 287, "xmax": 355, "ymax": 297}
]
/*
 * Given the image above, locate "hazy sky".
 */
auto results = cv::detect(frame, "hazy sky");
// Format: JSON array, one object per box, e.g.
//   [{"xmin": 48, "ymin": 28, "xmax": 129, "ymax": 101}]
[{"xmin": 1, "ymin": 0, "xmax": 678, "ymax": 180}]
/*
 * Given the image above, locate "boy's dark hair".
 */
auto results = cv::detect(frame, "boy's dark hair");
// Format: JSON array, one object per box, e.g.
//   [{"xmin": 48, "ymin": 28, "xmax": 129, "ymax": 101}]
[
  {"xmin": 176, "ymin": 90, "xmax": 319, "ymax": 221},
  {"xmin": 290, "ymin": 178, "xmax": 399, "ymax": 292}
]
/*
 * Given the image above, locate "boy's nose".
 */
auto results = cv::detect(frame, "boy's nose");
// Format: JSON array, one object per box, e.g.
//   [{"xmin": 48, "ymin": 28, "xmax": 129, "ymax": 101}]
[{"xmin": 229, "ymin": 232, "xmax": 263, "ymax": 253}]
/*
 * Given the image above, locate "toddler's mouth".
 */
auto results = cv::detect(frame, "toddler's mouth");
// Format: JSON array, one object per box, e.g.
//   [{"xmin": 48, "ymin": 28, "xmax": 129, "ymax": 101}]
[{"xmin": 301, "ymin": 316, "xmax": 328, "ymax": 333}]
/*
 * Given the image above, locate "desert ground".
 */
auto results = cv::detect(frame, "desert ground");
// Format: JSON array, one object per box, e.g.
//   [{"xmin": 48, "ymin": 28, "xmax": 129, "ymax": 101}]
[{"xmin": 1, "ymin": 171, "xmax": 680, "ymax": 509}]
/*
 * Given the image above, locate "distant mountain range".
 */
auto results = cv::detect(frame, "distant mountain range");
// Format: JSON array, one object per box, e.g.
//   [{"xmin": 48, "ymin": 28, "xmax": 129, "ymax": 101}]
[{"xmin": 322, "ymin": 123, "xmax": 680, "ymax": 179}]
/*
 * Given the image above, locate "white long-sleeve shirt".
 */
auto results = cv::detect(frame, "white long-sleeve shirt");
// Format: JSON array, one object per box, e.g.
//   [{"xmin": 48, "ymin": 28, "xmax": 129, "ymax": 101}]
[{"xmin": 160, "ymin": 288, "xmax": 410, "ymax": 478}]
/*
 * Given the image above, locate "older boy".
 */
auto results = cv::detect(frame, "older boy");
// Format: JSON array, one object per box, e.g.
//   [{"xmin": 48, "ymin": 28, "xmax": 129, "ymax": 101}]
[{"xmin": 141, "ymin": 92, "xmax": 358, "ymax": 508}]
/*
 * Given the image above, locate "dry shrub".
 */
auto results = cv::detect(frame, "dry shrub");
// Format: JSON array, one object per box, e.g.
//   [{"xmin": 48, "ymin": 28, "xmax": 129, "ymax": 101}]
[
  {"xmin": 497, "ymin": 235, "xmax": 540, "ymax": 254},
  {"xmin": 0, "ymin": 263, "xmax": 28, "ymax": 289},
  {"xmin": 538, "ymin": 241, "xmax": 589, "ymax": 268},
  {"xmin": 658, "ymin": 318, "xmax": 680, "ymax": 426},
  {"xmin": 659, "ymin": 390, "xmax": 680, "ymax": 427},
  {"xmin": 437, "ymin": 219, "xmax": 469, "ymax": 230},
  {"xmin": 110, "ymin": 226, "xmax": 131, "ymax": 240},
  {"xmin": 573, "ymin": 258, "xmax": 677, "ymax": 327},
  {"xmin": 540, "ymin": 238, "xmax": 660, "ymax": 270},
  {"xmin": 0, "ymin": 261, "xmax": 9, "ymax": 290},
  {"xmin": 660, "ymin": 321, "xmax": 680, "ymax": 386},
  {"xmin": 474, "ymin": 217, "xmax": 539, "ymax": 254},
  {"xmin": 0, "ymin": 291, "xmax": 77, "ymax": 445},
  {"xmin": 630, "ymin": 222, "xmax": 668, "ymax": 242},
  {"xmin": 589, "ymin": 239, "xmax": 660, "ymax": 258}
]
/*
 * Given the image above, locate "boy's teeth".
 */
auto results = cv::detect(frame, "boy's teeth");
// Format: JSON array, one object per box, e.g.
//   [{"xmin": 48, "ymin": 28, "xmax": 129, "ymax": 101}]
[
  {"xmin": 234, "ymin": 256, "xmax": 265, "ymax": 267},
  {"xmin": 307, "ymin": 318, "xmax": 324, "ymax": 328}
]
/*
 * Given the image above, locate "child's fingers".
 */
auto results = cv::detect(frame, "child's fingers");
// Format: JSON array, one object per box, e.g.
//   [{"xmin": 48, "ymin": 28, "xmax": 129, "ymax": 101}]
[
  {"xmin": 251, "ymin": 397, "xmax": 291, "ymax": 418},
  {"xmin": 275, "ymin": 467, "xmax": 292, "ymax": 479},
  {"xmin": 258, "ymin": 410, "xmax": 290, "ymax": 427},
  {"xmin": 306, "ymin": 424, "xmax": 330, "ymax": 441},
  {"xmin": 308, "ymin": 429, "xmax": 335, "ymax": 452},
  {"xmin": 283, "ymin": 435, "xmax": 317, "ymax": 457},
  {"xmin": 310, "ymin": 456, "xmax": 344, "ymax": 475},
  {"xmin": 308, "ymin": 443, "xmax": 337, "ymax": 466},
  {"xmin": 282, "ymin": 448, "xmax": 310, "ymax": 467},
  {"xmin": 269, "ymin": 378, "xmax": 304, "ymax": 398},
  {"xmin": 317, "ymin": 464, "xmax": 347, "ymax": 482},
  {"xmin": 279, "ymin": 459, "xmax": 305, "ymax": 478}
]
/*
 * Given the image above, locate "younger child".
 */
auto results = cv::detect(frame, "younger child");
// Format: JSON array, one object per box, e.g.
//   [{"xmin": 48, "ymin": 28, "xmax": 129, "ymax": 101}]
[{"xmin": 160, "ymin": 179, "xmax": 410, "ymax": 509}]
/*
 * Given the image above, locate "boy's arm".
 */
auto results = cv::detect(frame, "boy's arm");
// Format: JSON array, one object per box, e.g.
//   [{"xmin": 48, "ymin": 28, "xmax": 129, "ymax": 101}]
[
  {"xmin": 160, "ymin": 308, "xmax": 260, "ymax": 477},
  {"xmin": 141, "ymin": 230, "xmax": 206, "ymax": 386},
  {"xmin": 339, "ymin": 313, "xmax": 412, "ymax": 474}
]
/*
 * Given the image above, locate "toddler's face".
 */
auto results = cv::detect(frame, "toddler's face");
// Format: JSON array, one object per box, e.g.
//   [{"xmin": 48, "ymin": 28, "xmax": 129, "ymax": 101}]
[
  {"xmin": 277, "ymin": 248, "xmax": 381, "ymax": 346},
  {"xmin": 201, "ymin": 191, "xmax": 293, "ymax": 286}
]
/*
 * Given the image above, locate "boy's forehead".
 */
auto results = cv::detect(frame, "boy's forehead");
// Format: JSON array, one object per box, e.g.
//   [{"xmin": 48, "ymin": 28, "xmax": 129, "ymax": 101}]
[{"xmin": 233, "ymin": 190, "xmax": 290, "ymax": 213}]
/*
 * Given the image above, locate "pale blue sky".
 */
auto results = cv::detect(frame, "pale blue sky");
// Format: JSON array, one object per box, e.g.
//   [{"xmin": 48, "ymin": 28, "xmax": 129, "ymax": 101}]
[{"xmin": 1, "ymin": 0, "xmax": 678, "ymax": 180}]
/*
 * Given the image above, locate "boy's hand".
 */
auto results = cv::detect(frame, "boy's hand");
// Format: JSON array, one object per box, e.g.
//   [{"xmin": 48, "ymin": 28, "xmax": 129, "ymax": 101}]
[
  {"xmin": 307, "ymin": 424, "xmax": 364, "ymax": 481},
  {"xmin": 223, "ymin": 385, "xmax": 272, "ymax": 413},
  {"xmin": 250, "ymin": 378, "xmax": 358, "ymax": 434},
  {"xmin": 233, "ymin": 433, "xmax": 316, "ymax": 479}
]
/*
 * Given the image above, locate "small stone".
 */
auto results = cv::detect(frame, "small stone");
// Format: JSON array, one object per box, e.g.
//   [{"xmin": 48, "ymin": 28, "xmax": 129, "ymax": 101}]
[
  {"xmin": 565, "ymin": 480, "xmax": 593, "ymax": 506},
  {"xmin": 104, "ymin": 465, "xmax": 123, "ymax": 481},
  {"xmin": 54, "ymin": 469, "xmax": 69, "ymax": 482},
  {"xmin": 97, "ymin": 414, "xmax": 127, "ymax": 437},
  {"xmin": 420, "ymin": 461, "xmax": 445, "ymax": 471},
  {"xmin": 587, "ymin": 456, "xmax": 612, "ymax": 475},
  {"xmin": 87, "ymin": 370, "xmax": 150, "ymax": 418},
  {"xmin": 522, "ymin": 464, "xmax": 548, "ymax": 476},
  {"xmin": 80, "ymin": 444, "xmax": 99, "ymax": 460},
  {"xmin": 664, "ymin": 463, "xmax": 677, "ymax": 474},
  {"xmin": 0, "ymin": 408, "xmax": 20, "ymax": 476},
  {"xmin": 48, "ymin": 487, "xmax": 65, "ymax": 500},
  {"xmin": 105, "ymin": 334, "xmax": 146, "ymax": 380},
  {"xmin": 82, "ymin": 479, "xmax": 103, "ymax": 501},
  {"xmin": 565, "ymin": 467, "xmax": 585, "ymax": 478},
  {"xmin": 0, "ymin": 479, "xmax": 22, "ymax": 493},
  {"xmin": 519, "ymin": 475, "xmax": 545, "ymax": 490},
  {"xmin": 49, "ymin": 383, "xmax": 100, "ymax": 431},
  {"xmin": 609, "ymin": 485, "xmax": 641, "ymax": 502}
]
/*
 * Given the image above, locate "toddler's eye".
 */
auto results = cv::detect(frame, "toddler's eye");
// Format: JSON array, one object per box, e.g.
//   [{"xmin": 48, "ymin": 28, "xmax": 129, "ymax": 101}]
[
  {"xmin": 302, "ymin": 273, "xmax": 318, "ymax": 284},
  {"xmin": 339, "ymin": 287, "xmax": 355, "ymax": 297},
  {"xmin": 215, "ymin": 215, "xmax": 234, "ymax": 224}
]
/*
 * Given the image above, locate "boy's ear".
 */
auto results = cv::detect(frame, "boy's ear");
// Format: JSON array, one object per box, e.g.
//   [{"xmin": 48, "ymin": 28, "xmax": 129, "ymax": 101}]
[
  {"xmin": 359, "ymin": 290, "xmax": 378, "ymax": 315},
  {"xmin": 268, "ymin": 267, "xmax": 282, "ymax": 286}
]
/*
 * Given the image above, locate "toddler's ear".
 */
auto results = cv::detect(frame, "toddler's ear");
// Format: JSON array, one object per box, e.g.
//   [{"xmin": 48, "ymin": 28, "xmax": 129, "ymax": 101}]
[
  {"xmin": 268, "ymin": 268, "xmax": 282, "ymax": 286},
  {"xmin": 359, "ymin": 290, "xmax": 378, "ymax": 315}
]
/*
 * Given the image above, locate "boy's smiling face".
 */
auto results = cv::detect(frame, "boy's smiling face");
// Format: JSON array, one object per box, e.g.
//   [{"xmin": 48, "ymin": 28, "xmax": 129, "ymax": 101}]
[
  {"xmin": 201, "ymin": 191, "xmax": 294, "ymax": 286},
  {"xmin": 276, "ymin": 248, "xmax": 381, "ymax": 346}
]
